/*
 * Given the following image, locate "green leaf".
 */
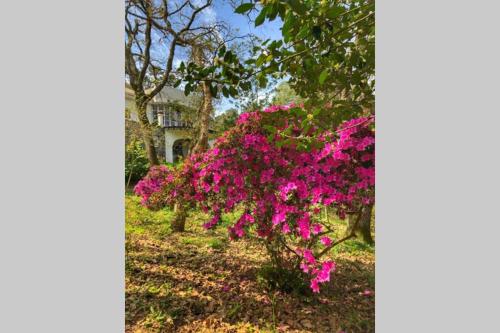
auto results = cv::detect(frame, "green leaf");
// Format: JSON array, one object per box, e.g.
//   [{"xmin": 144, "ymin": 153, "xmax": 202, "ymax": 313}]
[
  {"xmin": 296, "ymin": 25, "xmax": 309, "ymax": 39},
  {"xmin": 218, "ymin": 45, "xmax": 226, "ymax": 57},
  {"xmin": 326, "ymin": 6, "xmax": 344, "ymax": 19},
  {"xmin": 268, "ymin": 3, "xmax": 279, "ymax": 21},
  {"xmin": 255, "ymin": 54, "xmax": 266, "ymax": 67},
  {"xmin": 258, "ymin": 75, "xmax": 267, "ymax": 88},
  {"xmin": 229, "ymin": 86, "xmax": 238, "ymax": 97},
  {"xmin": 254, "ymin": 7, "xmax": 267, "ymax": 27},
  {"xmin": 282, "ymin": 14, "xmax": 295, "ymax": 37},
  {"xmin": 173, "ymin": 79, "xmax": 182, "ymax": 88},
  {"xmin": 288, "ymin": 0, "xmax": 306, "ymax": 15},
  {"xmin": 319, "ymin": 69, "xmax": 329, "ymax": 85},
  {"xmin": 222, "ymin": 86, "xmax": 229, "ymax": 98},
  {"xmin": 209, "ymin": 84, "xmax": 218, "ymax": 97},
  {"xmin": 263, "ymin": 125, "xmax": 277, "ymax": 134},
  {"xmin": 224, "ymin": 50, "xmax": 233, "ymax": 63},
  {"xmin": 312, "ymin": 26, "xmax": 321, "ymax": 39},
  {"xmin": 240, "ymin": 81, "xmax": 251, "ymax": 91},
  {"xmin": 235, "ymin": 3, "xmax": 254, "ymax": 14},
  {"xmin": 277, "ymin": 3, "xmax": 286, "ymax": 19}
]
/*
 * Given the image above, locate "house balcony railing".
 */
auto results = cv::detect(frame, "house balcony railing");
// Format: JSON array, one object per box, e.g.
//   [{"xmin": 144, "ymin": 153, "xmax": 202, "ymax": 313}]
[
  {"xmin": 157, "ymin": 112, "xmax": 192, "ymax": 128},
  {"xmin": 162, "ymin": 119, "xmax": 192, "ymax": 128}
]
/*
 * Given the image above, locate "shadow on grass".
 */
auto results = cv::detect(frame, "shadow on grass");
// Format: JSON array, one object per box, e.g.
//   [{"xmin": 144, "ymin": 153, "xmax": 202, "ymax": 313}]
[{"xmin": 126, "ymin": 230, "xmax": 374, "ymax": 333}]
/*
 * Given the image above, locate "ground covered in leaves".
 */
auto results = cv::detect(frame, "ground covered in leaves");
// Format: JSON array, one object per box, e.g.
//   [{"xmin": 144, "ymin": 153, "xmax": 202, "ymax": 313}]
[{"xmin": 126, "ymin": 195, "xmax": 375, "ymax": 333}]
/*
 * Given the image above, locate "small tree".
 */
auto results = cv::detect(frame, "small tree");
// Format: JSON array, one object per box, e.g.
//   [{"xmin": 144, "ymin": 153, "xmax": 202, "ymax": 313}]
[
  {"xmin": 125, "ymin": 139, "xmax": 150, "ymax": 188},
  {"xmin": 135, "ymin": 105, "xmax": 374, "ymax": 293}
]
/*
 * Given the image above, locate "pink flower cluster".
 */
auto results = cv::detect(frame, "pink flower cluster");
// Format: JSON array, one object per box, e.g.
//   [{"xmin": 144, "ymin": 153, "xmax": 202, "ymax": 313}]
[
  {"xmin": 133, "ymin": 165, "xmax": 171, "ymax": 208},
  {"xmin": 135, "ymin": 105, "xmax": 375, "ymax": 293}
]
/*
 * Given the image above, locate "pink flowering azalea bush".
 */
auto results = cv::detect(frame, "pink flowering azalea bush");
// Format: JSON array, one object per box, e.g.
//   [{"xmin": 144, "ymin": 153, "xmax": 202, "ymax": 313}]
[{"xmin": 135, "ymin": 104, "xmax": 375, "ymax": 293}]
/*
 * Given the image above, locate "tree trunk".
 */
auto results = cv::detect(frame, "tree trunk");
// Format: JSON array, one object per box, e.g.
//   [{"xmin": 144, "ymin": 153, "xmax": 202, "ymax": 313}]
[
  {"xmin": 137, "ymin": 103, "xmax": 159, "ymax": 166},
  {"xmin": 345, "ymin": 204, "xmax": 374, "ymax": 245},
  {"xmin": 191, "ymin": 44, "xmax": 212, "ymax": 154},
  {"xmin": 172, "ymin": 203, "xmax": 186, "ymax": 232}
]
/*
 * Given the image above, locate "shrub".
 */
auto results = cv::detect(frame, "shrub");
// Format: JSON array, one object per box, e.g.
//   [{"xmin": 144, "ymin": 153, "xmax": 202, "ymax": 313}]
[
  {"xmin": 135, "ymin": 104, "xmax": 375, "ymax": 293},
  {"xmin": 257, "ymin": 263, "xmax": 309, "ymax": 295},
  {"xmin": 125, "ymin": 139, "xmax": 150, "ymax": 185}
]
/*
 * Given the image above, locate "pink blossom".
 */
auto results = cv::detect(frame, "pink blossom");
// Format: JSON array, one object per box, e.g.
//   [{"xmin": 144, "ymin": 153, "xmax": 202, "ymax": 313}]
[
  {"xmin": 260, "ymin": 169, "xmax": 275, "ymax": 184},
  {"xmin": 213, "ymin": 172, "xmax": 222, "ymax": 184},
  {"xmin": 316, "ymin": 261, "xmax": 336, "ymax": 282},
  {"xmin": 320, "ymin": 236, "xmax": 332, "ymax": 247},
  {"xmin": 297, "ymin": 214, "xmax": 311, "ymax": 240},
  {"xmin": 272, "ymin": 211, "xmax": 286, "ymax": 225},
  {"xmin": 203, "ymin": 214, "xmax": 220, "ymax": 229},
  {"xmin": 362, "ymin": 289, "xmax": 373, "ymax": 296},
  {"xmin": 303, "ymin": 249, "xmax": 316, "ymax": 264},
  {"xmin": 312, "ymin": 224, "xmax": 323, "ymax": 235},
  {"xmin": 310, "ymin": 278, "xmax": 320, "ymax": 293}
]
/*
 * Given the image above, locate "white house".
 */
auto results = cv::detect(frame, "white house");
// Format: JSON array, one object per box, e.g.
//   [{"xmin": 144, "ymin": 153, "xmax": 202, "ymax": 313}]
[{"xmin": 125, "ymin": 84, "xmax": 215, "ymax": 163}]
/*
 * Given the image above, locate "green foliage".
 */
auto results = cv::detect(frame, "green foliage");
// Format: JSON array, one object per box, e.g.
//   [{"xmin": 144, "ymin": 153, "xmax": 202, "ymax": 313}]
[
  {"xmin": 251, "ymin": 0, "xmax": 375, "ymax": 126},
  {"xmin": 257, "ymin": 264, "xmax": 310, "ymax": 295},
  {"xmin": 332, "ymin": 239, "xmax": 375, "ymax": 255},
  {"xmin": 207, "ymin": 238, "xmax": 225, "ymax": 250},
  {"xmin": 125, "ymin": 140, "xmax": 149, "ymax": 184},
  {"xmin": 318, "ymin": 69, "xmax": 329, "ymax": 85},
  {"xmin": 180, "ymin": 235, "xmax": 226, "ymax": 250},
  {"xmin": 213, "ymin": 108, "xmax": 239, "ymax": 134},
  {"xmin": 235, "ymin": 3, "xmax": 254, "ymax": 14},
  {"xmin": 227, "ymin": 302, "xmax": 242, "ymax": 319},
  {"xmin": 271, "ymin": 81, "xmax": 304, "ymax": 105},
  {"xmin": 180, "ymin": 0, "xmax": 374, "ymax": 134},
  {"xmin": 125, "ymin": 195, "xmax": 173, "ymax": 239}
]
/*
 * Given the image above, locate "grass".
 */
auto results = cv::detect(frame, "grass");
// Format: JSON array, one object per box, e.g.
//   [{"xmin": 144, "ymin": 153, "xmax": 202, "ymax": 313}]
[
  {"xmin": 125, "ymin": 194, "xmax": 375, "ymax": 333},
  {"xmin": 125, "ymin": 195, "xmax": 173, "ymax": 239}
]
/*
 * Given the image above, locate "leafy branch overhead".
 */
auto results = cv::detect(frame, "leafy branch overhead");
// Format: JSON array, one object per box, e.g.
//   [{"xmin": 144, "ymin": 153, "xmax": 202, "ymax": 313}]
[{"xmin": 180, "ymin": 0, "xmax": 375, "ymax": 126}]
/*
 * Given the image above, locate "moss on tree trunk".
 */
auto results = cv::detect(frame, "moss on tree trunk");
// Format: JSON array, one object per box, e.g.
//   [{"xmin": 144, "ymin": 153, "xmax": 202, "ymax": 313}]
[{"xmin": 172, "ymin": 203, "xmax": 187, "ymax": 232}]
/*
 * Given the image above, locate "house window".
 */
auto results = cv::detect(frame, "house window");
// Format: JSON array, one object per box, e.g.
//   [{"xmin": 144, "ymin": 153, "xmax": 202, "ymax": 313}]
[
  {"xmin": 151, "ymin": 103, "xmax": 187, "ymax": 127},
  {"xmin": 152, "ymin": 104, "xmax": 167, "ymax": 126}
]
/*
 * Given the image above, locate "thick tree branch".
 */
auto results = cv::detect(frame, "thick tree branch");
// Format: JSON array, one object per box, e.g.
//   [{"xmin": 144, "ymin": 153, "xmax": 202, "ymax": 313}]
[{"xmin": 317, "ymin": 208, "xmax": 363, "ymax": 259}]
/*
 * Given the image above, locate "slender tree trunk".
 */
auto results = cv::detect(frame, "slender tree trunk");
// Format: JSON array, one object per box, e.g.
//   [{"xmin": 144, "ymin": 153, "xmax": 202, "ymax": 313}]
[
  {"xmin": 358, "ymin": 203, "xmax": 374, "ymax": 244},
  {"xmin": 136, "ymin": 103, "xmax": 159, "ymax": 166},
  {"xmin": 170, "ymin": 43, "xmax": 213, "ymax": 232},
  {"xmin": 126, "ymin": 163, "xmax": 134, "ymax": 189},
  {"xmin": 345, "ymin": 203, "xmax": 374, "ymax": 245},
  {"xmin": 191, "ymin": 44, "xmax": 212, "ymax": 154},
  {"xmin": 192, "ymin": 81, "xmax": 212, "ymax": 153},
  {"xmin": 172, "ymin": 203, "xmax": 186, "ymax": 232}
]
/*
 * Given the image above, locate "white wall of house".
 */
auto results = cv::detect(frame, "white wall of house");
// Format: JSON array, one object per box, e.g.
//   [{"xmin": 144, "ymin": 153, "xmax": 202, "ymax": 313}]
[
  {"xmin": 164, "ymin": 132, "xmax": 216, "ymax": 163},
  {"xmin": 165, "ymin": 130, "xmax": 190, "ymax": 163}
]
